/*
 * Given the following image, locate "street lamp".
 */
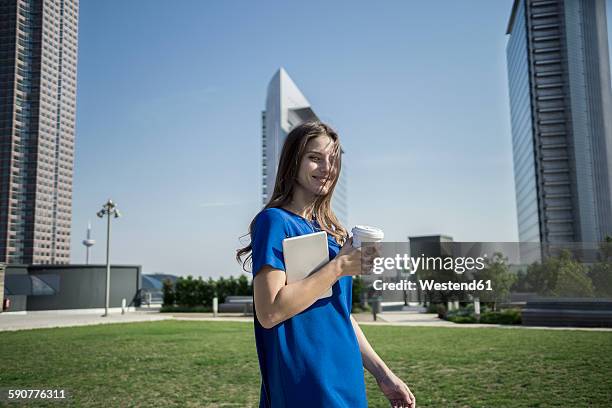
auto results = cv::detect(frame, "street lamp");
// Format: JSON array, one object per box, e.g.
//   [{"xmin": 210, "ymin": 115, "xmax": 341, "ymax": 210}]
[{"xmin": 97, "ymin": 199, "xmax": 121, "ymax": 317}]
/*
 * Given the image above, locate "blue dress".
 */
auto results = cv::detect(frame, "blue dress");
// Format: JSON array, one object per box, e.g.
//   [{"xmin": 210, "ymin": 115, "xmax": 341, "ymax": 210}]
[{"xmin": 251, "ymin": 207, "xmax": 368, "ymax": 407}]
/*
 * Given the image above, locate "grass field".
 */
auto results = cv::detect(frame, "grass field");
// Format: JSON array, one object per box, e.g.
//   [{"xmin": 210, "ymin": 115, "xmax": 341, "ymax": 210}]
[{"xmin": 0, "ymin": 320, "xmax": 611, "ymax": 407}]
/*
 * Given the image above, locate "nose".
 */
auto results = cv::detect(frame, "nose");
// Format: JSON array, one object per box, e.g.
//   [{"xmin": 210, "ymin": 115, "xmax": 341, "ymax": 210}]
[{"xmin": 321, "ymin": 156, "xmax": 334, "ymax": 172}]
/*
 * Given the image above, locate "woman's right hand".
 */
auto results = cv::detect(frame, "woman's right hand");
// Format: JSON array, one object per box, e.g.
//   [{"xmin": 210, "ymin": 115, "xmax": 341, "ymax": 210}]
[{"xmin": 334, "ymin": 237, "xmax": 380, "ymax": 277}]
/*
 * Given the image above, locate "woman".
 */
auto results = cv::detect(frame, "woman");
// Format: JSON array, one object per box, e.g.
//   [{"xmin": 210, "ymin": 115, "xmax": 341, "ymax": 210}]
[{"xmin": 237, "ymin": 122, "xmax": 415, "ymax": 408}]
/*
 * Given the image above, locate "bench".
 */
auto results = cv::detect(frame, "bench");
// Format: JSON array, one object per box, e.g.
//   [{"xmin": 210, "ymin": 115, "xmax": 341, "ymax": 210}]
[
  {"xmin": 522, "ymin": 298, "xmax": 612, "ymax": 327},
  {"xmin": 218, "ymin": 296, "xmax": 254, "ymax": 315}
]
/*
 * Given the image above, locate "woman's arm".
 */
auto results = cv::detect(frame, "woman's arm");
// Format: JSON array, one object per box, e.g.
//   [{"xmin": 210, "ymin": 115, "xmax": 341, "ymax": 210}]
[
  {"xmin": 254, "ymin": 262, "xmax": 340, "ymax": 329},
  {"xmin": 350, "ymin": 315, "xmax": 416, "ymax": 407},
  {"xmin": 349, "ymin": 314, "xmax": 391, "ymax": 379},
  {"xmin": 254, "ymin": 239, "xmax": 363, "ymax": 329}
]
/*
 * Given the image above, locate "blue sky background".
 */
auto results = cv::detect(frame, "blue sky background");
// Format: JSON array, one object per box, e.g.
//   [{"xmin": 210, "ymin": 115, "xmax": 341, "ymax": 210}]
[{"xmin": 71, "ymin": 0, "xmax": 612, "ymax": 278}]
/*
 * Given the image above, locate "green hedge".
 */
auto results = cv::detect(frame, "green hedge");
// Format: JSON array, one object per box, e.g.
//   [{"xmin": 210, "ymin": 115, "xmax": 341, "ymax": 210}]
[
  {"xmin": 479, "ymin": 309, "xmax": 522, "ymax": 325},
  {"xmin": 160, "ymin": 305, "xmax": 212, "ymax": 313},
  {"xmin": 162, "ymin": 274, "xmax": 367, "ymax": 311},
  {"xmin": 351, "ymin": 304, "xmax": 372, "ymax": 313},
  {"xmin": 447, "ymin": 315, "xmax": 478, "ymax": 324},
  {"xmin": 162, "ymin": 275, "xmax": 252, "ymax": 308},
  {"xmin": 444, "ymin": 306, "xmax": 522, "ymax": 325}
]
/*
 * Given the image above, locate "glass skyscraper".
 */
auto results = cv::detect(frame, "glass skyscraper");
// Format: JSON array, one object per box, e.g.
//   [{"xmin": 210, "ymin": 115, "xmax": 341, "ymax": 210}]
[
  {"xmin": 506, "ymin": 0, "xmax": 612, "ymax": 249},
  {"xmin": 0, "ymin": 0, "xmax": 79, "ymax": 264},
  {"xmin": 261, "ymin": 68, "xmax": 348, "ymax": 227}
]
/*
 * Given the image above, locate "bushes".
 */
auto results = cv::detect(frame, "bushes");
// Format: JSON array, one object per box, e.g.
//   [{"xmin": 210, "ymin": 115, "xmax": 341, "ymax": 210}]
[
  {"xmin": 426, "ymin": 303, "xmax": 438, "ymax": 314},
  {"xmin": 352, "ymin": 276, "xmax": 367, "ymax": 311},
  {"xmin": 162, "ymin": 274, "xmax": 253, "ymax": 309},
  {"xmin": 441, "ymin": 303, "xmax": 522, "ymax": 325},
  {"xmin": 512, "ymin": 249, "xmax": 599, "ymax": 297},
  {"xmin": 447, "ymin": 315, "xmax": 478, "ymax": 324},
  {"xmin": 160, "ymin": 305, "xmax": 212, "ymax": 313},
  {"xmin": 351, "ymin": 304, "xmax": 371, "ymax": 313},
  {"xmin": 215, "ymin": 275, "xmax": 252, "ymax": 303},
  {"xmin": 437, "ymin": 304, "xmax": 447, "ymax": 319},
  {"xmin": 429, "ymin": 303, "xmax": 482, "ymax": 320},
  {"xmin": 164, "ymin": 274, "xmax": 367, "ymax": 312},
  {"xmin": 175, "ymin": 276, "xmax": 203, "ymax": 307},
  {"xmin": 445, "ymin": 304, "xmax": 477, "ymax": 322},
  {"xmin": 162, "ymin": 279, "xmax": 175, "ymax": 307},
  {"xmin": 479, "ymin": 309, "xmax": 522, "ymax": 325}
]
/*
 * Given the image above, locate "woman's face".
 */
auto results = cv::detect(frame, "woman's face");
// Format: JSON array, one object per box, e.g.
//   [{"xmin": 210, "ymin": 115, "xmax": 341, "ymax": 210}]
[{"xmin": 296, "ymin": 135, "xmax": 338, "ymax": 197}]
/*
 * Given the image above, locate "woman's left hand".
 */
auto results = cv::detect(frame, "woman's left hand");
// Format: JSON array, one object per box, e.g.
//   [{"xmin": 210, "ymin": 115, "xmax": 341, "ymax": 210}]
[{"xmin": 376, "ymin": 371, "xmax": 416, "ymax": 408}]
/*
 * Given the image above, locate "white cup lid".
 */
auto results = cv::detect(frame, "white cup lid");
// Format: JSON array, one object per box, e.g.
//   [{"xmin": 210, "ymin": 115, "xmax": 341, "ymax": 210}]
[{"xmin": 352, "ymin": 225, "xmax": 384, "ymax": 240}]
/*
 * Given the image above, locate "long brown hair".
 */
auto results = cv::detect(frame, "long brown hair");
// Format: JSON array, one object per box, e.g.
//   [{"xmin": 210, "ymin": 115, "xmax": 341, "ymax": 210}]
[{"xmin": 236, "ymin": 121, "xmax": 347, "ymax": 272}]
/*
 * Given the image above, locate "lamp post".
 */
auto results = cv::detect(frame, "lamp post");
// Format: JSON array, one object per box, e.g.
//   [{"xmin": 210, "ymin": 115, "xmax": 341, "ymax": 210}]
[{"xmin": 97, "ymin": 199, "xmax": 121, "ymax": 317}]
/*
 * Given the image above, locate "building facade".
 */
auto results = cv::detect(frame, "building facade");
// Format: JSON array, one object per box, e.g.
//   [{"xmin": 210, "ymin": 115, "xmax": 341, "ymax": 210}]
[
  {"xmin": 0, "ymin": 0, "xmax": 79, "ymax": 264},
  {"xmin": 506, "ymin": 0, "xmax": 612, "ymax": 247},
  {"xmin": 2, "ymin": 264, "xmax": 141, "ymax": 313},
  {"xmin": 261, "ymin": 68, "xmax": 348, "ymax": 226}
]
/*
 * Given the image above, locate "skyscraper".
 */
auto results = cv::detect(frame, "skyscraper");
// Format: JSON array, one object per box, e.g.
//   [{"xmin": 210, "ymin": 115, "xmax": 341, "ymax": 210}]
[
  {"xmin": 261, "ymin": 68, "xmax": 348, "ymax": 226},
  {"xmin": 506, "ymin": 0, "xmax": 612, "ymax": 247},
  {"xmin": 0, "ymin": 0, "xmax": 79, "ymax": 264}
]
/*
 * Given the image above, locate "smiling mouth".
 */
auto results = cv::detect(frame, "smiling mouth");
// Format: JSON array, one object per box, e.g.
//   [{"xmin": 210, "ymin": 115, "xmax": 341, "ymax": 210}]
[{"xmin": 312, "ymin": 175, "xmax": 329, "ymax": 183}]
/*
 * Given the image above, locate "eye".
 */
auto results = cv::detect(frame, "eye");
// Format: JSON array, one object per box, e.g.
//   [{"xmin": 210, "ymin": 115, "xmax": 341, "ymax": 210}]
[{"xmin": 310, "ymin": 155, "xmax": 320, "ymax": 162}]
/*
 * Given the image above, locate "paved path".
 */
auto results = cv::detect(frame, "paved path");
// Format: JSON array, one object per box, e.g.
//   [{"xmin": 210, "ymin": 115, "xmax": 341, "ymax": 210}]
[
  {"xmin": 370, "ymin": 311, "xmax": 612, "ymax": 331},
  {"xmin": 0, "ymin": 310, "xmax": 171, "ymax": 332},
  {"xmin": 1, "ymin": 310, "xmax": 611, "ymax": 332},
  {"xmin": 175, "ymin": 311, "xmax": 612, "ymax": 331}
]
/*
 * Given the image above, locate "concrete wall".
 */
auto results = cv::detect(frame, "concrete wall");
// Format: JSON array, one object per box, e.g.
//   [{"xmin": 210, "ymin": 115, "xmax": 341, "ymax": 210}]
[
  {"xmin": 3, "ymin": 266, "xmax": 29, "ymax": 312},
  {"xmin": 4, "ymin": 264, "xmax": 141, "ymax": 311}
]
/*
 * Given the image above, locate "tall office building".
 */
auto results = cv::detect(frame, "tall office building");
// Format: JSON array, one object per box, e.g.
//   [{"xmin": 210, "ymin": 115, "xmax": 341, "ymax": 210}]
[
  {"xmin": 261, "ymin": 68, "xmax": 348, "ymax": 226},
  {"xmin": 0, "ymin": 0, "xmax": 79, "ymax": 264},
  {"xmin": 506, "ymin": 0, "xmax": 612, "ymax": 248}
]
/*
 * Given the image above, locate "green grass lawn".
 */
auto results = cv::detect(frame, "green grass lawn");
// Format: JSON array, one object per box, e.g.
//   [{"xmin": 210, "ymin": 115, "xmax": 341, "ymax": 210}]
[{"xmin": 0, "ymin": 320, "xmax": 611, "ymax": 407}]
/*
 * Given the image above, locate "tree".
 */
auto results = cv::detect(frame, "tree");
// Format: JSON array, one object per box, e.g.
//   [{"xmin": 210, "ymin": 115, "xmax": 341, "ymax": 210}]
[
  {"xmin": 175, "ymin": 276, "xmax": 202, "ymax": 307},
  {"xmin": 237, "ymin": 275, "xmax": 252, "ymax": 296},
  {"xmin": 196, "ymin": 278, "xmax": 216, "ymax": 307},
  {"xmin": 511, "ymin": 268, "xmax": 529, "ymax": 292},
  {"xmin": 352, "ymin": 276, "xmax": 365, "ymax": 309},
  {"xmin": 477, "ymin": 252, "xmax": 516, "ymax": 311},
  {"xmin": 521, "ymin": 250, "xmax": 594, "ymax": 297},
  {"xmin": 550, "ymin": 250, "xmax": 593, "ymax": 297},
  {"xmin": 588, "ymin": 236, "xmax": 612, "ymax": 298},
  {"xmin": 415, "ymin": 257, "xmax": 468, "ymax": 305},
  {"xmin": 162, "ymin": 278, "xmax": 175, "ymax": 307},
  {"xmin": 587, "ymin": 262, "xmax": 612, "ymax": 298},
  {"xmin": 522, "ymin": 260, "xmax": 559, "ymax": 295},
  {"xmin": 598, "ymin": 235, "xmax": 612, "ymax": 261}
]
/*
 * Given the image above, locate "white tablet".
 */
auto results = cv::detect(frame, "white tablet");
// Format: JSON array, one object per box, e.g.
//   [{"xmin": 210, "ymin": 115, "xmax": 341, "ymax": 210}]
[{"xmin": 282, "ymin": 231, "xmax": 333, "ymax": 300}]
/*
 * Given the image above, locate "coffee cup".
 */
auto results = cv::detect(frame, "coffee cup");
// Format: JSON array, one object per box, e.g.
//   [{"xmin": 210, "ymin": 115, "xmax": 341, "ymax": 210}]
[{"xmin": 351, "ymin": 225, "xmax": 384, "ymax": 248}]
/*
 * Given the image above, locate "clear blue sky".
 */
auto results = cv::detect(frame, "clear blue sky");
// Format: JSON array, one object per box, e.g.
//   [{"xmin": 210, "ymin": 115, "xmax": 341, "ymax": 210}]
[{"xmin": 71, "ymin": 0, "xmax": 612, "ymax": 278}]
